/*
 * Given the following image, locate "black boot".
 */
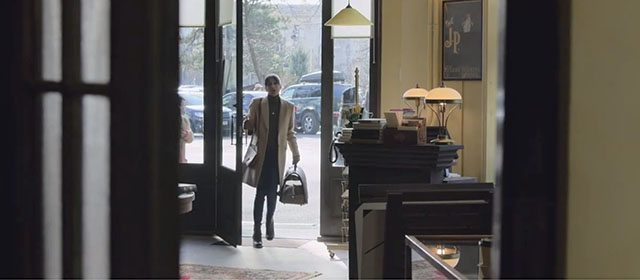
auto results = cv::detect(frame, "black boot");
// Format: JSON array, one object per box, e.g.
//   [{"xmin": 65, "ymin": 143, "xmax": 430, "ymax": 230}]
[
  {"xmin": 253, "ymin": 223, "xmax": 263, "ymax": 248},
  {"xmin": 266, "ymin": 219, "xmax": 275, "ymax": 241}
]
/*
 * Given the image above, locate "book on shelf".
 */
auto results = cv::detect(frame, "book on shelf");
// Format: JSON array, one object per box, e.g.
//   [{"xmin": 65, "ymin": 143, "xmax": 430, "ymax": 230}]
[
  {"xmin": 355, "ymin": 118, "xmax": 386, "ymax": 123},
  {"xmin": 353, "ymin": 123, "xmax": 386, "ymax": 130},
  {"xmin": 397, "ymin": 125, "xmax": 419, "ymax": 131},
  {"xmin": 353, "ymin": 118, "xmax": 386, "ymax": 129}
]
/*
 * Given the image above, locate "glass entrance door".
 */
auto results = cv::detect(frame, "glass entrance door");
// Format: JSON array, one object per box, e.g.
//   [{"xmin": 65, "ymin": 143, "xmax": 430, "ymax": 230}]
[
  {"xmin": 178, "ymin": 0, "xmax": 243, "ymax": 246},
  {"xmin": 214, "ymin": 0, "xmax": 244, "ymax": 246}
]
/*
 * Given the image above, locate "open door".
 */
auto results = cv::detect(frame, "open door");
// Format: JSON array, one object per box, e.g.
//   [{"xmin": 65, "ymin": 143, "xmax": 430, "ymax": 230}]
[
  {"xmin": 211, "ymin": 0, "xmax": 243, "ymax": 246},
  {"xmin": 178, "ymin": 0, "xmax": 243, "ymax": 247}
]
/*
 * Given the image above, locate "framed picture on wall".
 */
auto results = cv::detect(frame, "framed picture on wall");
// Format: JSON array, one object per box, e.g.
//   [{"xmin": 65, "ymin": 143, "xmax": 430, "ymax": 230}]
[{"xmin": 442, "ymin": 0, "xmax": 483, "ymax": 80}]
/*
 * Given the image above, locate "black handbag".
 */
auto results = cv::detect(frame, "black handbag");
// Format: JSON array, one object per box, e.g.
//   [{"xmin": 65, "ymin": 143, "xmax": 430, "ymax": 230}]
[{"xmin": 279, "ymin": 164, "xmax": 308, "ymax": 205}]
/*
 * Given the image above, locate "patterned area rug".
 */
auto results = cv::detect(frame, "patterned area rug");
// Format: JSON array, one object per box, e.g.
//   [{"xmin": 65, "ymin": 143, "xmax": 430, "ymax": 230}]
[
  {"xmin": 412, "ymin": 260, "xmax": 448, "ymax": 280},
  {"xmin": 180, "ymin": 264, "xmax": 321, "ymax": 280}
]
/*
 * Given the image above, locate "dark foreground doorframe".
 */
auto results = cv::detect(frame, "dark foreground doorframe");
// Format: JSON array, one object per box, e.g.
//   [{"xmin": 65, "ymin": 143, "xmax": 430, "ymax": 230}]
[
  {"xmin": 493, "ymin": 0, "xmax": 570, "ymax": 278},
  {"xmin": 110, "ymin": 0, "xmax": 181, "ymax": 277},
  {"xmin": 2, "ymin": 0, "xmax": 182, "ymax": 278},
  {"xmin": 1, "ymin": 0, "xmax": 42, "ymax": 277}
]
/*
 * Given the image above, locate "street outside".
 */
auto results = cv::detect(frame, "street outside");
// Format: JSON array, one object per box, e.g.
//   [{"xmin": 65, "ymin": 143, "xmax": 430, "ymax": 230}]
[{"xmin": 184, "ymin": 133, "xmax": 322, "ymax": 240}]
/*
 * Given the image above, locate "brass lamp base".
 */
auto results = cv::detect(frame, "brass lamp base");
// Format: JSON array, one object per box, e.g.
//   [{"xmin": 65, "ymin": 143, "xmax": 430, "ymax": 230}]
[{"xmin": 430, "ymin": 135, "xmax": 455, "ymax": 145}]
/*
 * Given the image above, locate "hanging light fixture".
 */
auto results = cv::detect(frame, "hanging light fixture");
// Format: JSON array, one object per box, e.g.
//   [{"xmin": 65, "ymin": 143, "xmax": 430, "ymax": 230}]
[{"xmin": 324, "ymin": 0, "xmax": 373, "ymax": 26}]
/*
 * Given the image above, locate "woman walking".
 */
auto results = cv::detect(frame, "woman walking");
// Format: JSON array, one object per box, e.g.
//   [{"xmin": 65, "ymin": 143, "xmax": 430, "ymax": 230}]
[{"xmin": 243, "ymin": 74, "xmax": 300, "ymax": 248}]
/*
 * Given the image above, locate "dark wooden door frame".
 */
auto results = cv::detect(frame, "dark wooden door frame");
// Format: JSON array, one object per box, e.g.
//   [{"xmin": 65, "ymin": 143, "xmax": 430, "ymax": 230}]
[
  {"xmin": 493, "ymin": 0, "xmax": 570, "ymax": 278},
  {"xmin": 110, "ymin": 0, "xmax": 181, "ymax": 277},
  {"xmin": 2, "ymin": 0, "xmax": 182, "ymax": 278},
  {"xmin": 212, "ymin": 0, "xmax": 243, "ymax": 246},
  {"xmin": 319, "ymin": 0, "xmax": 382, "ymax": 242},
  {"xmin": 179, "ymin": 0, "xmax": 222, "ymax": 235},
  {"xmin": 1, "ymin": 0, "xmax": 42, "ymax": 277}
]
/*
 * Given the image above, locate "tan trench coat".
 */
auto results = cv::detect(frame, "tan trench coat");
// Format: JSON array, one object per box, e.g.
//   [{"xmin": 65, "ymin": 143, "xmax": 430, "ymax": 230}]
[{"xmin": 244, "ymin": 97, "xmax": 300, "ymax": 186}]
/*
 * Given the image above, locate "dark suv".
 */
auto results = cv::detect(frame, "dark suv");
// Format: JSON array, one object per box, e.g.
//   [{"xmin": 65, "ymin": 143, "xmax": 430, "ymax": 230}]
[
  {"xmin": 179, "ymin": 92, "xmax": 204, "ymax": 134},
  {"xmin": 280, "ymin": 83, "xmax": 355, "ymax": 134},
  {"xmin": 222, "ymin": 91, "xmax": 267, "ymax": 115},
  {"xmin": 179, "ymin": 91, "xmax": 233, "ymax": 136}
]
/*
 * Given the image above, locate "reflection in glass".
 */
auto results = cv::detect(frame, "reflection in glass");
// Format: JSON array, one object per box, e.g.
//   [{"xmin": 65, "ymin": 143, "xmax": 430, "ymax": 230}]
[
  {"xmin": 179, "ymin": 27, "xmax": 204, "ymax": 164},
  {"xmin": 42, "ymin": 0, "xmax": 62, "ymax": 81},
  {"xmin": 42, "ymin": 93, "xmax": 62, "ymax": 279},
  {"xmin": 222, "ymin": 24, "xmax": 237, "ymax": 170},
  {"xmin": 82, "ymin": 95, "xmax": 110, "ymax": 278},
  {"xmin": 81, "ymin": 0, "xmax": 110, "ymax": 83}
]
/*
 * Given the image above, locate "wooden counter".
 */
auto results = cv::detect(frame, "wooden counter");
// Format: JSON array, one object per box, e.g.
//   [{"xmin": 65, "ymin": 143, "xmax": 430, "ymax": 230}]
[{"xmin": 335, "ymin": 142, "xmax": 463, "ymax": 278}]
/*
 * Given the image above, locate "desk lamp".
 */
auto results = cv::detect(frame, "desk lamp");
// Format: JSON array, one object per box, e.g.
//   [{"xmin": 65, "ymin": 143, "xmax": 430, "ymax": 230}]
[
  {"xmin": 402, "ymin": 84, "xmax": 429, "ymax": 117},
  {"xmin": 424, "ymin": 83, "xmax": 462, "ymax": 144}
]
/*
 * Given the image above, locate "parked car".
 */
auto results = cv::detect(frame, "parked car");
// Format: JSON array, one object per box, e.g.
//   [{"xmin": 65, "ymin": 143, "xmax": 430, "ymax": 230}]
[
  {"xmin": 179, "ymin": 92, "xmax": 204, "ymax": 134},
  {"xmin": 280, "ymin": 83, "xmax": 356, "ymax": 134},
  {"xmin": 179, "ymin": 91, "xmax": 233, "ymax": 136},
  {"xmin": 222, "ymin": 91, "xmax": 267, "ymax": 115},
  {"xmin": 178, "ymin": 85, "xmax": 203, "ymax": 92},
  {"xmin": 299, "ymin": 70, "xmax": 346, "ymax": 84}
]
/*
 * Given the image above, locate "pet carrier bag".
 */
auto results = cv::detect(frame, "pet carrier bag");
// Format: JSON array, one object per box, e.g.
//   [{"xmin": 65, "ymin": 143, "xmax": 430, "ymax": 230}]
[{"xmin": 279, "ymin": 164, "xmax": 308, "ymax": 205}]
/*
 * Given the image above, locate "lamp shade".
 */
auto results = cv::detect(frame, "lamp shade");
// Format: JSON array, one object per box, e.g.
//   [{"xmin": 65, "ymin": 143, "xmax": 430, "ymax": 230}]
[
  {"xmin": 402, "ymin": 86, "xmax": 429, "ymax": 100},
  {"xmin": 425, "ymin": 86, "xmax": 462, "ymax": 104},
  {"xmin": 324, "ymin": 3, "xmax": 373, "ymax": 26}
]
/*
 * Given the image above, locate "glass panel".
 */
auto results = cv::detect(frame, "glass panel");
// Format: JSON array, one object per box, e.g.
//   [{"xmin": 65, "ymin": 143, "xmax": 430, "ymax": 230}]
[
  {"xmin": 180, "ymin": 0, "xmax": 205, "ymax": 27},
  {"xmin": 334, "ymin": 38, "xmax": 370, "ymax": 136},
  {"xmin": 82, "ymin": 0, "xmax": 111, "ymax": 83},
  {"xmin": 179, "ymin": 27, "xmax": 204, "ymax": 164},
  {"xmin": 42, "ymin": 0, "xmax": 62, "ymax": 81},
  {"xmin": 82, "ymin": 95, "xmax": 110, "ymax": 278},
  {"xmin": 331, "ymin": 0, "xmax": 373, "ymax": 38},
  {"xmin": 241, "ymin": 0, "xmax": 322, "ymax": 239},
  {"xmin": 409, "ymin": 236, "xmax": 483, "ymax": 279},
  {"xmin": 42, "ymin": 92, "xmax": 63, "ymax": 279},
  {"xmin": 221, "ymin": 24, "xmax": 237, "ymax": 170}
]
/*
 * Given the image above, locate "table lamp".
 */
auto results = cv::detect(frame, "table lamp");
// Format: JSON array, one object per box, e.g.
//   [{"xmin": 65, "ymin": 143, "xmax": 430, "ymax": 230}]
[
  {"xmin": 402, "ymin": 84, "xmax": 429, "ymax": 117},
  {"xmin": 424, "ymin": 83, "xmax": 462, "ymax": 144},
  {"xmin": 427, "ymin": 245, "xmax": 460, "ymax": 267}
]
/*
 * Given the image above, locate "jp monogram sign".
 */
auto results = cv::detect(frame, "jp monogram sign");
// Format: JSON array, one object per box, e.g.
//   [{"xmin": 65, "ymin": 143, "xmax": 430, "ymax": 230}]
[{"xmin": 442, "ymin": 0, "xmax": 483, "ymax": 80}]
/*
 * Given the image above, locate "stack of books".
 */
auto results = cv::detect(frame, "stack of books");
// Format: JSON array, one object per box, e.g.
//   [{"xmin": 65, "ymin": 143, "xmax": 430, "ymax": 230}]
[
  {"xmin": 351, "ymin": 118, "xmax": 386, "ymax": 144},
  {"xmin": 338, "ymin": 128, "xmax": 353, "ymax": 142}
]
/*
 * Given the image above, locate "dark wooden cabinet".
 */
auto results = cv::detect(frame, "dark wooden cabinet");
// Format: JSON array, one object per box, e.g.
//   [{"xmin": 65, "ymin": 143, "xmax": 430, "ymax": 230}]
[{"xmin": 335, "ymin": 143, "xmax": 463, "ymax": 278}]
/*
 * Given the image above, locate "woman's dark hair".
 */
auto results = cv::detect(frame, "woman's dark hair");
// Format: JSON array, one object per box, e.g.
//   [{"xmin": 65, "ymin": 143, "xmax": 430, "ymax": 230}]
[
  {"xmin": 264, "ymin": 74, "xmax": 281, "ymax": 85},
  {"xmin": 178, "ymin": 95, "xmax": 185, "ymax": 102}
]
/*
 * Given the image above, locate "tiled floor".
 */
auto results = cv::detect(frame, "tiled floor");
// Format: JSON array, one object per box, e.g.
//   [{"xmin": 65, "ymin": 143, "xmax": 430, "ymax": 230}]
[{"xmin": 180, "ymin": 235, "xmax": 349, "ymax": 279}]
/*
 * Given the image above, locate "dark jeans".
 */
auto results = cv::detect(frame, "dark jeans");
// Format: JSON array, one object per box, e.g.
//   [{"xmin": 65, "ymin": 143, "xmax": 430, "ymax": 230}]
[{"xmin": 253, "ymin": 152, "xmax": 279, "ymax": 232}]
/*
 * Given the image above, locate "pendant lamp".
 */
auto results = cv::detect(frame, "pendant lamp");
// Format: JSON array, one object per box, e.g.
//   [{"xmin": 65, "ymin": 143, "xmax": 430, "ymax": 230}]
[{"xmin": 324, "ymin": 0, "xmax": 373, "ymax": 26}]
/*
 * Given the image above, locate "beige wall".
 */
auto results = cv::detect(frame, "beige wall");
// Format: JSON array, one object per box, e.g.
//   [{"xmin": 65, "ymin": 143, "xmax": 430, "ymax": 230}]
[
  {"xmin": 566, "ymin": 0, "xmax": 640, "ymax": 277},
  {"xmin": 381, "ymin": 0, "xmax": 498, "ymax": 181}
]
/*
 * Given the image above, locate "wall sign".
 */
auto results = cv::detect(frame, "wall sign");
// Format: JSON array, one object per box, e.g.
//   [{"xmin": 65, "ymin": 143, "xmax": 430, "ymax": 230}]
[{"xmin": 442, "ymin": 0, "xmax": 483, "ymax": 80}]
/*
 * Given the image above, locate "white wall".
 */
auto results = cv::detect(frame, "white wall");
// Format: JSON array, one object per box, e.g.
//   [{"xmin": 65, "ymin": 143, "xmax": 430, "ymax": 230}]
[{"xmin": 566, "ymin": 0, "xmax": 640, "ymax": 277}]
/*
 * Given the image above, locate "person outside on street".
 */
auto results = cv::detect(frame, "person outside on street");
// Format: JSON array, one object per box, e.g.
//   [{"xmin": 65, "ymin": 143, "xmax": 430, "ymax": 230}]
[
  {"xmin": 243, "ymin": 74, "xmax": 300, "ymax": 248},
  {"xmin": 179, "ymin": 96, "xmax": 194, "ymax": 163}
]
